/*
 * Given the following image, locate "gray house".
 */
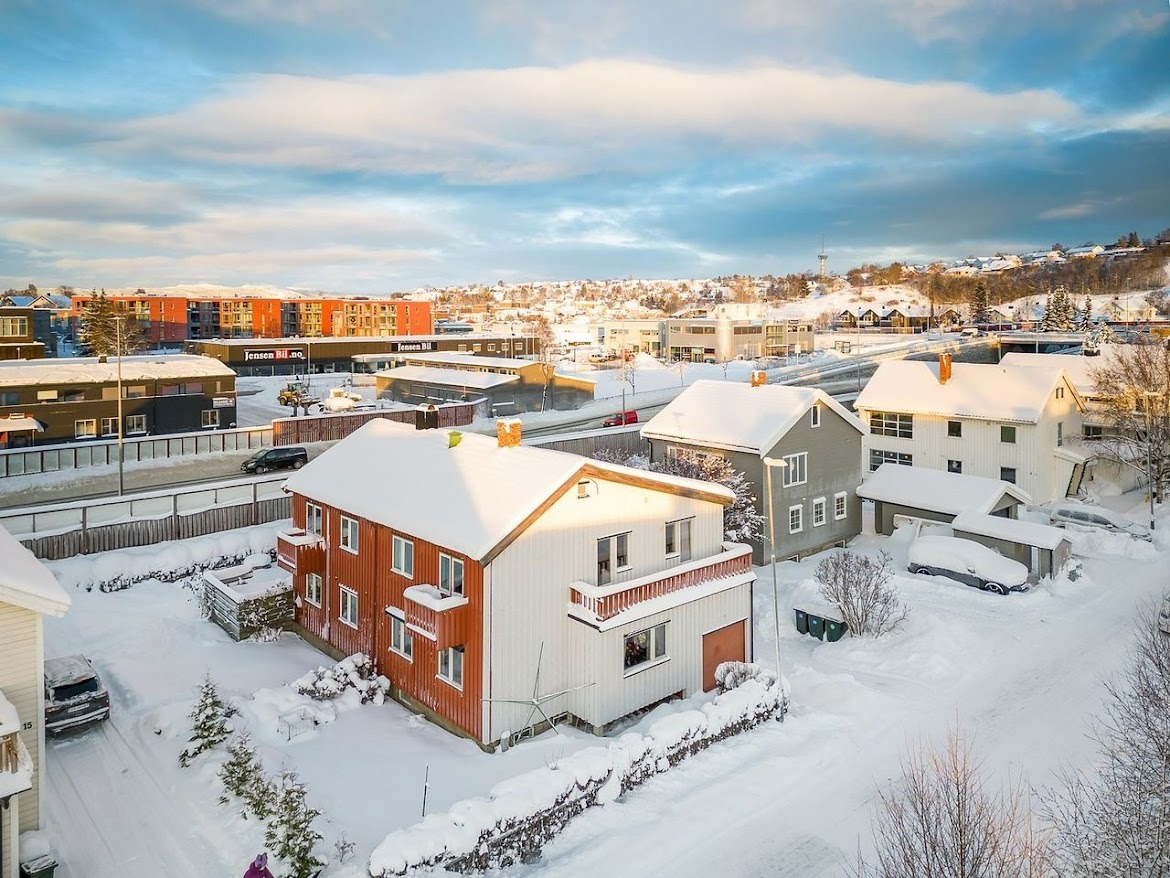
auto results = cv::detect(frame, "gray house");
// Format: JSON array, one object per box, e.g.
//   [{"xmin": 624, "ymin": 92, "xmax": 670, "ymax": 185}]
[{"xmin": 641, "ymin": 378, "xmax": 866, "ymax": 563}]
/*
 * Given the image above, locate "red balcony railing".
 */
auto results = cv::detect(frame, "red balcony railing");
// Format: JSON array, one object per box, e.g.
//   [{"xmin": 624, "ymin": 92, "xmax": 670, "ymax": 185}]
[
  {"xmin": 570, "ymin": 542, "xmax": 753, "ymax": 623},
  {"xmin": 275, "ymin": 528, "xmax": 324, "ymax": 575},
  {"xmin": 402, "ymin": 585, "xmax": 470, "ymax": 650}
]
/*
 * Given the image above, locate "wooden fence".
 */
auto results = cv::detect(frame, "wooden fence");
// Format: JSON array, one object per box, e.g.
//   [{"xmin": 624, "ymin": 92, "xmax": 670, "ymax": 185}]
[{"xmin": 271, "ymin": 401, "xmax": 477, "ymax": 445}]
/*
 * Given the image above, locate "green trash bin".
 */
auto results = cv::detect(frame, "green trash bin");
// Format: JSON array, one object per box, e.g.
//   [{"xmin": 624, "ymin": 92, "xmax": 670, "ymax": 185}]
[
  {"xmin": 824, "ymin": 617, "xmax": 848, "ymax": 643},
  {"xmin": 793, "ymin": 608, "xmax": 809, "ymax": 635},
  {"xmin": 807, "ymin": 613, "xmax": 826, "ymax": 640},
  {"xmin": 20, "ymin": 856, "xmax": 58, "ymax": 878}
]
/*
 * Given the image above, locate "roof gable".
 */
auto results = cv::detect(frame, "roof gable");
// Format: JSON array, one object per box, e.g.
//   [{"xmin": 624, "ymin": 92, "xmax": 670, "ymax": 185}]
[{"xmin": 0, "ymin": 526, "xmax": 71, "ymax": 617}]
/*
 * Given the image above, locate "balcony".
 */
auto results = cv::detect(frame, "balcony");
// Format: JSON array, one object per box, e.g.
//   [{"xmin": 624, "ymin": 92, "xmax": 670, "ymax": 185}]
[
  {"xmin": 0, "ymin": 692, "xmax": 33, "ymax": 800},
  {"xmin": 275, "ymin": 528, "xmax": 324, "ymax": 575},
  {"xmin": 401, "ymin": 585, "xmax": 469, "ymax": 649},
  {"xmin": 569, "ymin": 542, "xmax": 754, "ymax": 628}
]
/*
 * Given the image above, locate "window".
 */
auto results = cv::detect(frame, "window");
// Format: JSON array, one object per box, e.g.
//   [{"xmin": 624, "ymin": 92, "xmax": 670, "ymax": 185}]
[
  {"xmin": 1000, "ymin": 425, "xmax": 1016, "ymax": 444},
  {"xmin": 834, "ymin": 492, "xmax": 848, "ymax": 520},
  {"xmin": 201, "ymin": 410, "xmax": 219, "ymax": 428},
  {"xmin": 181, "ymin": 382, "xmax": 203, "ymax": 395},
  {"xmin": 597, "ymin": 532, "xmax": 630, "ymax": 585},
  {"xmin": 869, "ymin": 411, "xmax": 913, "ymax": 438},
  {"xmin": 1057, "ymin": 422, "xmax": 1063, "ymax": 447},
  {"xmin": 438, "ymin": 553, "xmax": 464, "ymax": 596},
  {"xmin": 389, "ymin": 614, "xmax": 413, "ymax": 660},
  {"xmin": 947, "ymin": 459, "xmax": 963, "ymax": 474},
  {"xmin": 74, "ymin": 419, "xmax": 96, "ymax": 439},
  {"xmin": 305, "ymin": 572, "xmax": 322, "ymax": 606},
  {"xmin": 810, "ymin": 405, "xmax": 821, "ymax": 428},
  {"xmin": 438, "ymin": 645, "xmax": 464, "ymax": 687},
  {"xmin": 125, "ymin": 385, "xmax": 146, "ymax": 399},
  {"xmin": 0, "ymin": 392, "xmax": 17, "ymax": 406},
  {"xmin": 1000, "ymin": 467, "xmax": 1017, "ymax": 484},
  {"xmin": 100, "ymin": 417, "xmax": 118, "ymax": 437},
  {"xmin": 126, "ymin": 414, "xmax": 146, "ymax": 434},
  {"xmin": 781, "ymin": 452, "xmax": 807, "ymax": 487},
  {"xmin": 789, "ymin": 504, "xmax": 803, "ymax": 534},
  {"xmin": 392, "ymin": 535, "xmax": 414, "ymax": 577},
  {"xmin": 577, "ymin": 480, "xmax": 590, "ymax": 499},
  {"xmin": 665, "ymin": 518, "xmax": 693, "ymax": 561},
  {"xmin": 947, "ymin": 420, "xmax": 962, "ymax": 438},
  {"xmin": 102, "ymin": 386, "xmax": 119, "ymax": 401},
  {"xmin": 624, "ymin": 623, "xmax": 666, "ymax": 671},
  {"xmin": 0, "ymin": 317, "xmax": 28, "ymax": 337},
  {"xmin": 1056, "ymin": 386, "xmax": 1065, "ymax": 399},
  {"xmin": 161, "ymin": 384, "xmax": 179, "ymax": 396},
  {"xmin": 37, "ymin": 390, "xmax": 58, "ymax": 401},
  {"xmin": 339, "ymin": 516, "xmax": 359, "ymax": 552},
  {"xmin": 869, "ymin": 449, "xmax": 913, "ymax": 471},
  {"xmin": 811, "ymin": 497, "xmax": 826, "ymax": 527},
  {"xmin": 306, "ymin": 502, "xmax": 322, "ymax": 536},
  {"xmin": 1083, "ymin": 425, "xmax": 1103, "ymax": 439},
  {"xmin": 339, "ymin": 586, "xmax": 358, "ymax": 628},
  {"xmin": 62, "ymin": 390, "xmax": 85, "ymax": 403}
]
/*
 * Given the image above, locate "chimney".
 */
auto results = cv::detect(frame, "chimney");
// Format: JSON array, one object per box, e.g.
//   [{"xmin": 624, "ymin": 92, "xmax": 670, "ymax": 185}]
[
  {"xmin": 750, "ymin": 370, "xmax": 767, "ymax": 387},
  {"xmin": 938, "ymin": 353, "xmax": 953, "ymax": 385},
  {"xmin": 414, "ymin": 403, "xmax": 438, "ymax": 431},
  {"xmin": 497, "ymin": 417, "xmax": 522, "ymax": 448}
]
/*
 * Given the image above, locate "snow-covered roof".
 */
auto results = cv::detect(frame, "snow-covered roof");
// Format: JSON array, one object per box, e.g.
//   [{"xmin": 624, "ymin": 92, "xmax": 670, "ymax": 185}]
[
  {"xmin": 202, "ymin": 333, "xmax": 531, "ymax": 347},
  {"xmin": 0, "ymin": 354, "xmax": 234, "ymax": 387},
  {"xmin": 999, "ymin": 348, "xmax": 1122, "ymax": 398},
  {"xmin": 951, "ymin": 511, "xmax": 1069, "ymax": 550},
  {"xmin": 0, "ymin": 416, "xmax": 43, "ymax": 433},
  {"xmin": 855, "ymin": 359, "xmax": 1076, "ymax": 424},
  {"xmin": 399, "ymin": 352, "xmax": 535, "ymax": 370},
  {"xmin": 0, "ymin": 525, "xmax": 71, "ymax": 616},
  {"xmin": 285, "ymin": 419, "xmax": 732, "ymax": 563},
  {"xmin": 857, "ymin": 463, "xmax": 1031, "ymax": 514},
  {"xmin": 375, "ymin": 365, "xmax": 520, "ymax": 390},
  {"xmin": 640, "ymin": 379, "xmax": 865, "ymax": 456}
]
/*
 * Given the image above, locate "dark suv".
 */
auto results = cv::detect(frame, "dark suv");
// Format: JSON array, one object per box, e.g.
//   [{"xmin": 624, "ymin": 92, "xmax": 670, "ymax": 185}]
[
  {"xmin": 241, "ymin": 446, "xmax": 309, "ymax": 474},
  {"xmin": 45, "ymin": 655, "xmax": 110, "ymax": 734}
]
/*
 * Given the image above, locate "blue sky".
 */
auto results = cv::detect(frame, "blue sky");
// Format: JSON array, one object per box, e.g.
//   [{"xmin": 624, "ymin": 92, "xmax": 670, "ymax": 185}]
[{"xmin": 1, "ymin": 0, "xmax": 1168, "ymax": 293}]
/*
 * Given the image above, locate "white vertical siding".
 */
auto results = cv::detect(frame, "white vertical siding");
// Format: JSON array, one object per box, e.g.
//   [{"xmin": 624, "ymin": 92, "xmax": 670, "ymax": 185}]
[
  {"xmin": 485, "ymin": 476, "xmax": 730, "ymax": 744},
  {"xmin": 0, "ymin": 602, "xmax": 45, "ymax": 836}
]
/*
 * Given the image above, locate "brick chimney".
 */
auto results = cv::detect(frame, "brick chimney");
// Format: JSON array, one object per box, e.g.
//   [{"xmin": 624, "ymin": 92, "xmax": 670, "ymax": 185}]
[
  {"xmin": 414, "ymin": 403, "xmax": 438, "ymax": 430},
  {"xmin": 938, "ymin": 353, "xmax": 953, "ymax": 385},
  {"xmin": 750, "ymin": 370, "xmax": 767, "ymax": 387},
  {"xmin": 497, "ymin": 418, "xmax": 522, "ymax": 448}
]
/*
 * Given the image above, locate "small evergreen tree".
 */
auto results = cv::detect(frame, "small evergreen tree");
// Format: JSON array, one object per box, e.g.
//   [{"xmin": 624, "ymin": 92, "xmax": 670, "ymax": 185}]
[
  {"xmin": 1041, "ymin": 295, "xmax": 1056, "ymax": 332},
  {"xmin": 265, "ymin": 770, "xmax": 324, "ymax": 878},
  {"xmin": 1077, "ymin": 297, "xmax": 1094, "ymax": 332},
  {"xmin": 218, "ymin": 734, "xmax": 274, "ymax": 819},
  {"xmin": 179, "ymin": 674, "xmax": 232, "ymax": 767},
  {"xmin": 968, "ymin": 282, "xmax": 990, "ymax": 325},
  {"xmin": 649, "ymin": 450, "xmax": 765, "ymax": 542}
]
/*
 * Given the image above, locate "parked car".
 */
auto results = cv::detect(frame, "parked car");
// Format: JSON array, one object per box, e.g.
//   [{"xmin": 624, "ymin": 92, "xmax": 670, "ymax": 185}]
[
  {"xmin": 907, "ymin": 535, "xmax": 1030, "ymax": 596},
  {"xmin": 602, "ymin": 410, "xmax": 638, "ymax": 427},
  {"xmin": 1048, "ymin": 503, "xmax": 1152, "ymax": 541},
  {"xmin": 44, "ymin": 655, "xmax": 110, "ymax": 734},
  {"xmin": 240, "ymin": 446, "xmax": 309, "ymax": 474}
]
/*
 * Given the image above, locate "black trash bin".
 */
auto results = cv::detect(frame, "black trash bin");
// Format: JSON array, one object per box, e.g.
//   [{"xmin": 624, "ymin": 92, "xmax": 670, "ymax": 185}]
[
  {"xmin": 807, "ymin": 613, "xmax": 826, "ymax": 640},
  {"xmin": 20, "ymin": 856, "xmax": 58, "ymax": 878},
  {"xmin": 824, "ymin": 616, "xmax": 848, "ymax": 643},
  {"xmin": 793, "ymin": 608, "xmax": 809, "ymax": 635}
]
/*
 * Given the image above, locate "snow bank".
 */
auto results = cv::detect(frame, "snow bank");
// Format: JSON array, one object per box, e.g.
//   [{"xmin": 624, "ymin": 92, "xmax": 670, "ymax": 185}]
[{"xmin": 367, "ymin": 676, "xmax": 788, "ymax": 875}]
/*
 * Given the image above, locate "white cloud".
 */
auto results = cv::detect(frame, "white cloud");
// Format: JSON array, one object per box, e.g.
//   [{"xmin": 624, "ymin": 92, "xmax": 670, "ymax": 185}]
[{"xmin": 104, "ymin": 60, "xmax": 1081, "ymax": 183}]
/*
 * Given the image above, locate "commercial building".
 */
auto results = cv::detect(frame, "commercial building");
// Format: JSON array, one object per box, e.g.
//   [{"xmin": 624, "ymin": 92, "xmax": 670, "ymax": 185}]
[
  {"xmin": 0, "ymin": 355, "xmax": 237, "ymax": 446},
  {"xmin": 665, "ymin": 318, "xmax": 815, "ymax": 362}
]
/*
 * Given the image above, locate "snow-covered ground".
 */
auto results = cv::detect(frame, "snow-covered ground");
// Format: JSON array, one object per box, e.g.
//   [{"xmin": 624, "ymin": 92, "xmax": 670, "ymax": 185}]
[{"xmin": 37, "ymin": 491, "xmax": 1170, "ymax": 877}]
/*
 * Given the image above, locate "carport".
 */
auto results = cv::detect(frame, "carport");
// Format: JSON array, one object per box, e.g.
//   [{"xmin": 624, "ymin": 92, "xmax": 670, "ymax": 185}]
[
  {"xmin": 857, "ymin": 464, "xmax": 1032, "ymax": 536},
  {"xmin": 951, "ymin": 511, "xmax": 1072, "ymax": 580}
]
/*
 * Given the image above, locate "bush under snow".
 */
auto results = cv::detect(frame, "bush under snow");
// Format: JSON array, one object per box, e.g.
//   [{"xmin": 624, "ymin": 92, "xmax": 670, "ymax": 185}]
[
  {"xmin": 714, "ymin": 661, "xmax": 777, "ymax": 694},
  {"xmin": 293, "ymin": 653, "xmax": 389, "ymax": 705}
]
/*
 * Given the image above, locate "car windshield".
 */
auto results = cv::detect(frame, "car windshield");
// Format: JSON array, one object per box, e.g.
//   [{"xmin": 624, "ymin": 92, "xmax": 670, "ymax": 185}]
[
  {"xmin": 246, "ymin": 450, "xmax": 269, "ymax": 463},
  {"xmin": 51, "ymin": 678, "xmax": 100, "ymax": 701}
]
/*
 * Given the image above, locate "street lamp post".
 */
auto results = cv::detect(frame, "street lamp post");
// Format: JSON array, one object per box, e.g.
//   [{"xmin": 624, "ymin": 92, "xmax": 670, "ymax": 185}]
[
  {"xmin": 855, "ymin": 307, "xmax": 862, "ymax": 393},
  {"xmin": 115, "ymin": 316, "xmax": 125, "ymax": 496},
  {"xmin": 762, "ymin": 456, "xmax": 788, "ymax": 709},
  {"xmin": 1144, "ymin": 390, "xmax": 1161, "ymax": 532}
]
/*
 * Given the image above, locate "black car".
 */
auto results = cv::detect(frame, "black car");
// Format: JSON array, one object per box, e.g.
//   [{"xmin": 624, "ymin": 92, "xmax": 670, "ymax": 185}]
[
  {"xmin": 45, "ymin": 655, "xmax": 110, "ymax": 734},
  {"xmin": 241, "ymin": 446, "xmax": 309, "ymax": 474}
]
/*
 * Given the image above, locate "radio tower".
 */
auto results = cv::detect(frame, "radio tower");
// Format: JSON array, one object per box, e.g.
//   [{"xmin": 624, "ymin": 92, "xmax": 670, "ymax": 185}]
[{"xmin": 818, "ymin": 238, "xmax": 828, "ymax": 279}]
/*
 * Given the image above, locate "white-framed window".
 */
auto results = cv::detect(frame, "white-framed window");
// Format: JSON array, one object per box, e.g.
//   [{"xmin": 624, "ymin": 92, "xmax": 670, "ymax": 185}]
[
  {"xmin": 305, "ymin": 502, "xmax": 322, "ymax": 536},
  {"xmin": 126, "ymin": 414, "xmax": 146, "ymax": 434},
  {"xmin": 597, "ymin": 532, "xmax": 630, "ymax": 585},
  {"xmin": 810, "ymin": 404, "xmax": 821, "ymax": 428},
  {"xmin": 389, "ymin": 614, "xmax": 413, "ymax": 660},
  {"xmin": 339, "ymin": 586, "xmax": 358, "ymax": 628},
  {"xmin": 869, "ymin": 449, "xmax": 913, "ymax": 471},
  {"xmin": 339, "ymin": 515, "xmax": 359, "ymax": 553},
  {"xmin": 869, "ymin": 411, "xmax": 913, "ymax": 438},
  {"xmin": 100, "ymin": 416, "xmax": 118, "ymax": 437},
  {"xmin": 788, "ymin": 504, "xmax": 803, "ymax": 534},
  {"xmin": 833, "ymin": 492, "xmax": 848, "ymax": 520},
  {"xmin": 74, "ymin": 419, "xmax": 96, "ymax": 439},
  {"xmin": 438, "ymin": 553, "xmax": 464, "ymax": 596},
  {"xmin": 624, "ymin": 623, "xmax": 667, "ymax": 672},
  {"xmin": 438, "ymin": 645, "xmax": 464, "ymax": 688},
  {"xmin": 392, "ymin": 535, "xmax": 414, "ymax": 577},
  {"xmin": 664, "ymin": 518, "xmax": 693, "ymax": 562},
  {"xmin": 201, "ymin": 409, "xmax": 219, "ymax": 428},
  {"xmin": 305, "ymin": 572, "xmax": 322, "ymax": 607},
  {"xmin": 782, "ymin": 452, "xmax": 807, "ymax": 487},
  {"xmin": 812, "ymin": 497, "xmax": 826, "ymax": 527}
]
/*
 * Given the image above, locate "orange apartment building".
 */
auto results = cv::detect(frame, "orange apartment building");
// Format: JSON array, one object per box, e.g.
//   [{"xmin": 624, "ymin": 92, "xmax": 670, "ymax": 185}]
[{"xmin": 70, "ymin": 294, "xmax": 431, "ymax": 345}]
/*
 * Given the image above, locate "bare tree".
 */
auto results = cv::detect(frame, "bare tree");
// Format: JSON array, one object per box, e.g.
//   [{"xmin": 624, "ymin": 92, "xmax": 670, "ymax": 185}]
[
  {"xmin": 1044, "ymin": 602, "xmax": 1170, "ymax": 877},
  {"xmin": 1089, "ymin": 340, "xmax": 1170, "ymax": 501},
  {"xmin": 855, "ymin": 729, "xmax": 1050, "ymax": 878},
  {"xmin": 816, "ymin": 551, "xmax": 908, "ymax": 637},
  {"xmin": 527, "ymin": 315, "xmax": 558, "ymax": 412},
  {"xmin": 670, "ymin": 358, "xmax": 688, "ymax": 387}
]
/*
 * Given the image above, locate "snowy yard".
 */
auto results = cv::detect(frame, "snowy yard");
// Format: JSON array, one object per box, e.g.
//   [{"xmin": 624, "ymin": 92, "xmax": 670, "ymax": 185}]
[{"xmin": 37, "ymin": 494, "xmax": 1168, "ymax": 877}]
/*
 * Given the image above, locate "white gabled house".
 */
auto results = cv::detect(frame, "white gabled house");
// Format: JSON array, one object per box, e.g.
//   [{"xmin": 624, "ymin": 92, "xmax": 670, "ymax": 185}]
[
  {"xmin": 855, "ymin": 354, "xmax": 1086, "ymax": 503},
  {"xmin": 0, "ymin": 527, "xmax": 70, "ymax": 878},
  {"xmin": 278, "ymin": 416, "xmax": 755, "ymax": 748}
]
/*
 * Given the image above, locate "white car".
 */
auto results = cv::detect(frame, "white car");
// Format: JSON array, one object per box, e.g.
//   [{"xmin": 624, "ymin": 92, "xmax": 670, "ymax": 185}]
[
  {"xmin": 1048, "ymin": 503, "xmax": 1152, "ymax": 542},
  {"xmin": 907, "ymin": 535, "xmax": 1030, "ymax": 596}
]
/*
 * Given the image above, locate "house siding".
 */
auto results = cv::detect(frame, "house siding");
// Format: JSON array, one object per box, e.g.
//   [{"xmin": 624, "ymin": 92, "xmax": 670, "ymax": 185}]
[{"xmin": 0, "ymin": 602, "xmax": 44, "ymax": 837}]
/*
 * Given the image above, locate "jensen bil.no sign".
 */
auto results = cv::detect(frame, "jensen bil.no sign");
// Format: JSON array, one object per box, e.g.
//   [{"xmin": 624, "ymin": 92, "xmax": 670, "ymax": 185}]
[
  {"xmin": 243, "ymin": 348, "xmax": 307, "ymax": 362},
  {"xmin": 212, "ymin": 397, "xmax": 234, "ymax": 408}
]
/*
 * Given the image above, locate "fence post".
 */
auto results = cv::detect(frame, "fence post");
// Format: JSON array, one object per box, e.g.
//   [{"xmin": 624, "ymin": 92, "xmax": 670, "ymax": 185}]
[
  {"xmin": 171, "ymin": 492, "xmax": 179, "ymax": 542},
  {"xmin": 251, "ymin": 480, "xmax": 258, "ymax": 526},
  {"xmin": 81, "ymin": 505, "xmax": 89, "ymax": 555}
]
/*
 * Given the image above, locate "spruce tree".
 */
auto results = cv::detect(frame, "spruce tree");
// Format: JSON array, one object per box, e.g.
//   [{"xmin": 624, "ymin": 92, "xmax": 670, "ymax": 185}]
[
  {"xmin": 218, "ymin": 733, "xmax": 271, "ymax": 818},
  {"xmin": 265, "ymin": 770, "xmax": 324, "ymax": 878},
  {"xmin": 179, "ymin": 674, "xmax": 232, "ymax": 767},
  {"xmin": 968, "ymin": 282, "xmax": 990, "ymax": 325},
  {"xmin": 1041, "ymin": 295, "xmax": 1056, "ymax": 332},
  {"xmin": 77, "ymin": 290, "xmax": 147, "ymax": 356},
  {"xmin": 1078, "ymin": 297, "xmax": 1093, "ymax": 332}
]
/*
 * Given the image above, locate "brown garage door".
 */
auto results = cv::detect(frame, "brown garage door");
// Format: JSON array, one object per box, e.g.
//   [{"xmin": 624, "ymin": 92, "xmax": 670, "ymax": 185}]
[{"xmin": 702, "ymin": 620, "xmax": 746, "ymax": 692}]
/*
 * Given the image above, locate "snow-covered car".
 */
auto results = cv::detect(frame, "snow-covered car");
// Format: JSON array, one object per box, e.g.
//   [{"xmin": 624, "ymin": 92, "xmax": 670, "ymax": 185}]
[
  {"xmin": 1048, "ymin": 503, "xmax": 1152, "ymax": 542},
  {"xmin": 44, "ymin": 655, "xmax": 110, "ymax": 734},
  {"xmin": 907, "ymin": 535, "xmax": 1030, "ymax": 596}
]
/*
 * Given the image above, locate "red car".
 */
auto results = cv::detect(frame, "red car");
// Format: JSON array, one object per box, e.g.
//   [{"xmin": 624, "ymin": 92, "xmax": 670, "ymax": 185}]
[{"xmin": 603, "ymin": 411, "xmax": 638, "ymax": 427}]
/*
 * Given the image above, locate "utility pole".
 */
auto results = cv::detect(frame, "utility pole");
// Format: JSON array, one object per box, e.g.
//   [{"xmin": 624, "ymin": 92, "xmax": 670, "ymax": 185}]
[
  {"xmin": 115, "ymin": 316, "xmax": 125, "ymax": 496},
  {"xmin": 763, "ymin": 457, "xmax": 787, "ymax": 715}
]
